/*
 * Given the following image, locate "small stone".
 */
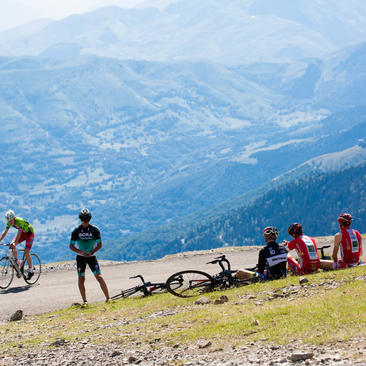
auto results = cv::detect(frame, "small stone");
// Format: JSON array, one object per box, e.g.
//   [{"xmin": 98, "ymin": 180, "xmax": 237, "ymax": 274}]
[
  {"xmin": 195, "ymin": 297, "xmax": 211, "ymax": 305},
  {"xmin": 214, "ymin": 295, "xmax": 228, "ymax": 305},
  {"xmin": 252, "ymin": 319, "xmax": 260, "ymax": 326},
  {"xmin": 290, "ymin": 351, "xmax": 314, "ymax": 362},
  {"xmin": 50, "ymin": 339, "xmax": 68, "ymax": 347},
  {"xmin": 10, "ymin": 310, "xmax": 23, "ymax": 322},
  {"xmin": 299, "ymin": 277, "xmax": 309, "ymax": 284},
  {"xmin": 111, "ymin": 351, "xmax": 122, "ymax": 357},
  {"xmin": 197, "ymin": 340, "xmax": 212, "ymax": 349},
  {"xmin": 128, "ymin": 355, "xmax": 139, "ymax": 363}
]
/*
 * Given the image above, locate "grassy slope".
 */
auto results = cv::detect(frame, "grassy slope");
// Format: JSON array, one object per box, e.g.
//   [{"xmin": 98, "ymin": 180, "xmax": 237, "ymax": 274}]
[{"xmin": 0, "ymin": 264, "xmax": 366, "ymax": 354}]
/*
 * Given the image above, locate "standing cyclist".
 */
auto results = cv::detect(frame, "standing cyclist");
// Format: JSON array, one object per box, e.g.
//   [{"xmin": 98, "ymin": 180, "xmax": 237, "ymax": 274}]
[
  {"xmin": 284, "ymin": 223, "xmax": 320, "ymax": 274},
  {"xmin": 0, "ymin": 210, "xmax": 35, "ymax": 280},
  {"xmin": 69, "ymin": 208, "xmax": 111, "ymax": 307}
]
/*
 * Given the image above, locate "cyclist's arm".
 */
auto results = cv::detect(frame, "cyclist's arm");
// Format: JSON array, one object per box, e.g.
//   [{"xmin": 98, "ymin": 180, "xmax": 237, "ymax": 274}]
[
  {"xmin": 0, "ymin": 227, "xmax": 9, "ymax": 242},
  {"xmin": 257, "ymin": 249, "xmax": 266, "ymax": 274},
  {"xmin": 332, "ymin": 233, "xmax": 341, "ymax": 261},
  {"xmin": 90, "ymin": 241, "xmax": 102, "ymax": 255},
  {"xmin": 69, "ymin": 243, "xmax": 88, "ymax": 256}
]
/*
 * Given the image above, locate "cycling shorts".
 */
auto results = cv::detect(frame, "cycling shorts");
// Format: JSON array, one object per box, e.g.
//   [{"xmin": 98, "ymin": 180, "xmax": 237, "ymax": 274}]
[
  {"xmin": 13, "ymin": 232, "xmax": 34, "ymax": 249},
  {"xmin": 76, "ymin": 255, "xmax": 101, "ymax": 276},
  {"xmin": 333, "ymin": 259, "xmax": 360, "ymax": 270},
  {"xmin": 287, "ymin": 255, "xmax": 319, "ymax": 274}
]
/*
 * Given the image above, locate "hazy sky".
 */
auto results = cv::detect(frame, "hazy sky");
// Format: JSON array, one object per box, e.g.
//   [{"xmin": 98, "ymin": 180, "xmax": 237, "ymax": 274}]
[{"xmin": 0, "ymin": 0, "xmax": 175, "ymax": 30}]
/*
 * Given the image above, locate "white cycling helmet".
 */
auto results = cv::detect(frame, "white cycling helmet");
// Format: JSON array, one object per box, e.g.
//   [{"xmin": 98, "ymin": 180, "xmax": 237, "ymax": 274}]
[{"xmin": 5, "ymin": 210, "xmax": 15, "ymax": 222}]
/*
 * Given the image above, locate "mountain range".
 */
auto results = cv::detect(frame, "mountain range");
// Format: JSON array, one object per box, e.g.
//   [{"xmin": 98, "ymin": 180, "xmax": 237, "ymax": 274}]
[{"xmin": 0, "ymin": 0, "xmax": 366, "ymax": 262}]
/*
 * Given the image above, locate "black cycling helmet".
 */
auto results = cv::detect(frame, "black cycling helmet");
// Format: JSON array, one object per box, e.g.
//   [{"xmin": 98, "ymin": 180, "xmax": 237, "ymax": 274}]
[
  {"xmin": 288, "ymin": 222, "xmax": 303, "ymax": 236},
  {"xmin": 79, "ymin": 208, "xmax": 92, "ymax": 222}
]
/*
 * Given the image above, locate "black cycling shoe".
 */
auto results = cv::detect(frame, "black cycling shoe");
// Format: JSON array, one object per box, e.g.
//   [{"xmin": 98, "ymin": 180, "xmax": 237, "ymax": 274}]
[{"xmin": 26, "ymin": 271, "xmax": 34, "ymax": 280}]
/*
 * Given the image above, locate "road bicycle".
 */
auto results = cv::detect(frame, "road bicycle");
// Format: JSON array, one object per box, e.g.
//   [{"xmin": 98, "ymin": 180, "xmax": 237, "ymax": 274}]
[
  {"xmin": 110, "ymin": 274, "xmax": 178, "ymax": 299},
  {"xmin": 318, "ymin": 245, "xmax": 331, "ymax": 260},
  {"xmin": 166, "ymin": 255, "xmax": 255, "ymax": 298},
  {"xmin": 0, "ymin": 243, "xmax": 42, "ymax": 289}
]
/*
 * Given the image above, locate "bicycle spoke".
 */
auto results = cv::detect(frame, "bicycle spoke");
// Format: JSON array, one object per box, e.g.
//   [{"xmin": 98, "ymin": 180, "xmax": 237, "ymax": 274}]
[
  {"xmin": 166, "ymin": 270, "xmax": 214, "ymax": 298},
  {"xmin": 0, "ymin": 257, "xmax": 14, "ymax": 289}
]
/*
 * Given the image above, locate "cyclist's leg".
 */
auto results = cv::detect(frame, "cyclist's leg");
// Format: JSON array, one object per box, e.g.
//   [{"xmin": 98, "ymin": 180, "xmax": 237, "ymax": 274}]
[
  {"xmin": 11, "ymin": 233, "xmax": 21, "ymax": 261},
  {"xmin": 76, "ymin": 256, "xmax": 87, "ymax": 302},
  {"xmin": 87, "ymin": 256, "xmax": 110, "ymax": 300},
  {"xmin": 319, "ymin": 259, "xmax": 335, "ymax": 270},
  {"xmin": 287, "ymin": 255, "xmax": 301, "ymax": 274},
  {"xmin": 235, "ymin": 269, "xmax": 255, "ymax": 280},
  {"xmin": 24, "ymin": 233, "xmax": 34, "ymax": 271}
]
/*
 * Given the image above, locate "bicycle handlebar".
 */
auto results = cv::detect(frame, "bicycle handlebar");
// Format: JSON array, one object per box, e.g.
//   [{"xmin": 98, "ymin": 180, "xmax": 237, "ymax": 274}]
[
  {"xmin": 130, "ymin": 274, "xmax": 146, "ymax": 284},
  {"xmin": 206, "ymin": 255, "xmax": 231, "ymax": 272}
]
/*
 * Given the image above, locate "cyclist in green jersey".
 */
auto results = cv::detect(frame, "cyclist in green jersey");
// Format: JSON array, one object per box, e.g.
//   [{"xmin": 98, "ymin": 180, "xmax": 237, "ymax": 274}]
[
  {"xmin": 69, "ymin": 208, "xmax": 111, "ymax": 307},
  {"xmin": 0, "ymin": 210, "xmax": 35, "ymax": 279}
]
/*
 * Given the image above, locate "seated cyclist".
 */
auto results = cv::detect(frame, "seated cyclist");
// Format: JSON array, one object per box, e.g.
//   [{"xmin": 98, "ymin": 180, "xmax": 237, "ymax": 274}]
[
  {"xmin": 283, "ymin": 223, "xmax": 320, "ymax": 275},
  {"xmin": 236, "ymin": 226, "xmax": 287, "ymax": 281},
  {"xmin": 320, "ymin": 213, "xmax": 363, "ymax": 270},
  {"xmin": 0, "ymin": 210, "xmax": 35, "ymax": 279}
]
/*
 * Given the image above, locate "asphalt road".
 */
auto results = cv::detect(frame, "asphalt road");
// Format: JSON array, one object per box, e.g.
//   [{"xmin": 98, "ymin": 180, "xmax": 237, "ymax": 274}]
[{"xmin": 0, "ymin": 247, "xmax": 261, "ymax": 322}]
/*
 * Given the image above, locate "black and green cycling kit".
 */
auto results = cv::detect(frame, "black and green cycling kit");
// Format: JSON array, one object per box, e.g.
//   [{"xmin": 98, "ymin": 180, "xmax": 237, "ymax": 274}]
[{"xmin": 70, "ymin": 224, "xmax": 102, "ymax": 276}]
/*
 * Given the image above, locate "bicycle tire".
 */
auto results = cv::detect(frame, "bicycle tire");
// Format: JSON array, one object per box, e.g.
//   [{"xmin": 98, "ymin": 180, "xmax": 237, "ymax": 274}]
[
  {"xmin": 110, "ymin": 286, "xmax": 141, "ymax": 300},
  {"xmin": 166, "ymin": 270, "xmax": 215, "ymax": 298},
  {"xmin": 0, "ymin": 257, "xmax": 14, "ymax": 289},
  {"xmin": 23, "ymin": 253, "xmax": 42, "ymax": 285}
]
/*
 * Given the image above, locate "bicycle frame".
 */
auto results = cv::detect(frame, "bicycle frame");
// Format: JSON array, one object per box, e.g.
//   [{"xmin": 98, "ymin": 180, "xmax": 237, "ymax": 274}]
[{"xmin": 0, "ymin": 244, "xmax": 23, "ymax": 277}]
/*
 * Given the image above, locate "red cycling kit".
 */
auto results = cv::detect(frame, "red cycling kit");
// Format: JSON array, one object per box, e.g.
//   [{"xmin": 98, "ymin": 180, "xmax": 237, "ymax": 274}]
[
  {"xmin": 287, "ymin": 235, "xmax": 320, "ymax": 274},
  {"xmin": 335, "ymin": 228, "xmax": 362, "ymax": 269}
]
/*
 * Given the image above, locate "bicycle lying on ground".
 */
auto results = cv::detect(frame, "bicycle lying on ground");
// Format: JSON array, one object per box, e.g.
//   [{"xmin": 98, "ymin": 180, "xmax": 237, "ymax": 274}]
[
  {"xmin": 0, "ymin": 243, "xmax": 42, "ymax": 289},
  {"xmin": 166, "ymin": 255, "xmax": 255, "ymax": 298},
  {"xmin": 110, "ymin": 274, "xmax": 176, "ymax": 299},
  {"xmin": 318, "ymin": 245, "xmax": 331, "ymax": 260}
]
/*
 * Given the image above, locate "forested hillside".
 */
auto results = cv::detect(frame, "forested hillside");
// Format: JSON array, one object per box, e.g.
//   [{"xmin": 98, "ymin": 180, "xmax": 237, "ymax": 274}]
[{"xmin": 109, "ymin": 162, "xmax": 366, "ymax": 261}]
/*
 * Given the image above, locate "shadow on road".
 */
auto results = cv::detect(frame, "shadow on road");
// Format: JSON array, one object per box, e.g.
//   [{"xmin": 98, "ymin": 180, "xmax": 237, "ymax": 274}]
[{"xmin": 0, "ymin": 285, "xmax": 32, "ymax": 294}]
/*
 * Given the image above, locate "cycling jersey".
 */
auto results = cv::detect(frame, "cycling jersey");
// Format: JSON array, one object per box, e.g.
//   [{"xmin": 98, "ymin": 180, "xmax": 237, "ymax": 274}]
[
  {"xmin": 7, "ymin": 217, "xmax": 34, "ymax": 234},
  {"xmin": 257, "ymin": 241, "xmax": 287, "ymax": 279},
  {"xmin": 338, "ymin": 227, "xmax": 362, "ymax": 265},
  {"xmin": 70, "ymin": 224, "xmax": 101, "ymax": 255},
  {"xmin": 287, "ymin": 235, "xmax": 320, "ymax": 274}
]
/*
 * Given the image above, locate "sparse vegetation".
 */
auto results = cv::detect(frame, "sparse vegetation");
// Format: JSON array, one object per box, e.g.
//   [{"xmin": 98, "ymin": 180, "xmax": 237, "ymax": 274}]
[{"xmin": 1, "ymin": 265, "xmax": 366, "ymax": 355}]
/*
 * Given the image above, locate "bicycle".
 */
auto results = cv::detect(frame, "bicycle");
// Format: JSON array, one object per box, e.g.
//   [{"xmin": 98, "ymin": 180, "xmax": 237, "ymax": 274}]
[
  {"xmin": 0, "ymin": 243, "xmax": 42, "ymax": 289},
  {"xmin": 318, "ymin": 245, "xmax": 331, "ymax": 260},
  {"xmin": 110, "ymin": 274, "xmax": 178, "ymax": 299},
  {"xmin": 166, "ymin": 255, "xmax": 254, "ymax": 298}
]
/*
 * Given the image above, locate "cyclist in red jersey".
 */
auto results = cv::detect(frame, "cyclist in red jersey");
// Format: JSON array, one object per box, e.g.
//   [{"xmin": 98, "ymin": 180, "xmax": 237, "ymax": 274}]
[
  {"xmin": 283, "ymin": 223, "xmax": 320, "ymax": 274},
  {"xmin": 320, "ymin": 213, "xmax": 363, "ymax": 270}
]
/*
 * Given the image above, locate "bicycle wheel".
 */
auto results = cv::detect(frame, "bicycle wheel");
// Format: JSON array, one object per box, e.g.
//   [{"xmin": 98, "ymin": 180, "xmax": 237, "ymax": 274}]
[
  {"xmin": 166, "ymin": 270, "xmax": 215, "ymax": 298},
  {"xmin": 24, "ymin": 253, "xmax": 42, "ymax": 285},
  {"xmin": 0, "ymin": 257, "xmax": 14, "ymax": 289}
]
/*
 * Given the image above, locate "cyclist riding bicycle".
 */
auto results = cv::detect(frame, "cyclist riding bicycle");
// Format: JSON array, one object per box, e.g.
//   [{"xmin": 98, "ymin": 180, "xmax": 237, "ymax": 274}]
[
  {"xmin": 320, "ymin": 213, "xmax": 363, "ymax": 270},
  {"xmin": 283, "ymin": 223, "xmax": 320, "ymax": 275},
  {"xmin": 236, "ymin": 226, "xmax": 287, "ymax": 281},
  {"xmin": 69, "ymin": 208, "xmax": 111, "ymax": 307},
  {"xmin": 0, "ymin": 210, "xmax": 35, "ymax": 280}
]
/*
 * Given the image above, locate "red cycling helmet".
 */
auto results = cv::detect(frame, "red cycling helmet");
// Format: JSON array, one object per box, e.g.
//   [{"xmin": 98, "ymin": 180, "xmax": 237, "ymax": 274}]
[
  {"xmin": 288, "ymin": 222, "xmax": 302, "ymax": 236},
  {"xmin": 262, "ymin": 226, "xmax": 278, "ymax": 237},
  {"xmin": 337, "ymin": 213, "xmax": 352, "ymax": 226}
]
